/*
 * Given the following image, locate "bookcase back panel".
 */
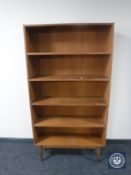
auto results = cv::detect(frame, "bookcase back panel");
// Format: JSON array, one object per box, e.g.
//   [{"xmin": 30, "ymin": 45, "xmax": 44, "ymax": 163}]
[
  {"xmin": 33, "ymin": 106, "xmax": 105, "ymax": 117},
  {"xmin": 30, "ymin": 81, "xmax": 108, "ymax": 98},
  {"xmin": 28, "ymin": 56, "xmax": 110, "ymax": 78},
  {"xmin": 35, "ymin": 127, "xmax": 103, "ymax": 135}
]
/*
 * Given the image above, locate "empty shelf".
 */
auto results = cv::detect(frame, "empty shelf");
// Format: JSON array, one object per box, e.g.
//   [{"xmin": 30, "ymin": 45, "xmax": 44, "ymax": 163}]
[
  {"xmin": 34, "ymin": 116, "xmax": 105, "ymax": 128},
  {"xmin": 32, "ymin": 97, "xmax": 107, "ymax": 106},
  {"xmin": 36, "ymin": 134, "xmax": 104, "ymax": 148}
]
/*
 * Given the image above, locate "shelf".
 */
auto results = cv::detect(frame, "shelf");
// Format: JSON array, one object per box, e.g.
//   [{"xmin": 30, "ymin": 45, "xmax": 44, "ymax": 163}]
[
  {"xmin": 36, "ymin": 134, "xmax": 104, "ymax": 148},
  {"xmin": 34, "ymin": 116, "xmax": 105, "ymax": 128},
  {"xmin": 27, "ymin": 52, "xmax": 111, "ymax": 56},
  {"xmin": 25, "ymin": 23, "xmax": 114, "ymax": 29},
  {"xmin": 32, "ymin": 97, "xmax": 107, "ymax": 106},
  {"xmin": 29, "ymin": 75, "xmax": 109, "ymax": 82}
]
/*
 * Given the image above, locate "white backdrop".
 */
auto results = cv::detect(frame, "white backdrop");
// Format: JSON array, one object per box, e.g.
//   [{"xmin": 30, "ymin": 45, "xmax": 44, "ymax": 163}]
[{"xmin": 0, "ymin": 0, "xmax": 131, "ymax": 139}]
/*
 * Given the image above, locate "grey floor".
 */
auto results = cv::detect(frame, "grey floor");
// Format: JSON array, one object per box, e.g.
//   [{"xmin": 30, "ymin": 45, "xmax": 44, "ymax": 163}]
[{"xmin": 0, "ymin": 141, "xmax": 130, "ymax": 175}]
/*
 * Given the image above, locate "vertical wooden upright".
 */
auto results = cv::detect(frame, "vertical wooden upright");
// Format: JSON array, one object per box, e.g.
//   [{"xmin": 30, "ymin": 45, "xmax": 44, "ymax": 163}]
[{"xmin": 24, "ymin": 23, "xmax": 114, "ymax": 158}]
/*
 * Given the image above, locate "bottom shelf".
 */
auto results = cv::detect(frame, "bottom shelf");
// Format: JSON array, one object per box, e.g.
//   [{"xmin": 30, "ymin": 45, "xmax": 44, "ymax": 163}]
[{"xmin": 36, "ymin": 134, "xmax": 104, "ymax": 148}]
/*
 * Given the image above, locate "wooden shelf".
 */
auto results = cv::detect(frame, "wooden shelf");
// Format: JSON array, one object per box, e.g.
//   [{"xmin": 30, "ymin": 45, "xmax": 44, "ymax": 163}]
[
  {"xmin": 27, "ymin": 52, "xmax": 111, "ymax": 56},
  {"xmin": 32, "ymin": 97, "xmax": 107, "ymax": 106},
  {"xmin": 29, "ymin": 75, "xmax": 109, "ymax": 82},
  {"xmin": 36, "ymin": 134, "xmax": 104, "ymax": 148},
  {"xmin": 25, "ymin": 23, "xmax": 114, "ymax": 29},
  {"xmin": 34, "ymin": 116, "xmax": 105, "ymax": 128},
  {"xmin": 24, "ymin": 23, "xmax": 114, "ymax": 153}
]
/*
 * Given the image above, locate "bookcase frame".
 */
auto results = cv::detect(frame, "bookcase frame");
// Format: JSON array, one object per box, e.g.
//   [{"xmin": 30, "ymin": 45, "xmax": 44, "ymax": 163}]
[{"xmin": 24, "ymin": 23, "xmax": 114, "ymax": 160}]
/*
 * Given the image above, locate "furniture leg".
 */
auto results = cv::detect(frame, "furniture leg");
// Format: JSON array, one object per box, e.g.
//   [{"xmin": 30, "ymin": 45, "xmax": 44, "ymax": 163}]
[{"xmin": 40, "ymin": 146, "xmax": 44, "ymax": 161}]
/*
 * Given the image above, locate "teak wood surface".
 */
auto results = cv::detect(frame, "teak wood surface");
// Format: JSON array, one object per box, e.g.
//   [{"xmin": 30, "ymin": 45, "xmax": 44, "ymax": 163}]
[{"xmin": 24, "ymin": 23, "xmax": 114, "ymax": 151}]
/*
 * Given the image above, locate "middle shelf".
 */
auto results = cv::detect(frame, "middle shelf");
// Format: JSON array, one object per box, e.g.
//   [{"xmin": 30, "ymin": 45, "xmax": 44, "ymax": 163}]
[
  {"xmin": 29, "ymin": 74, "xmax": 109, "ymax": 82},
  {"xmin": 34, "ymin": 116, "xmax": 105, "ymax": 128},
  {"xmin": 27, "ymin": 52, "xmax": 111, "ymax": 56},
  {"xmin": 32, "ymin": 97, "xmax": 107, "ymax": 106}
]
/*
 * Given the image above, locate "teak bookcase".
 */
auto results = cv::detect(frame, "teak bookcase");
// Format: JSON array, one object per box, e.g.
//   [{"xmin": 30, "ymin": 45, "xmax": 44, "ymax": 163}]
[{"xmin": 24, "ymin": 23, "xmax": 114, "ymax": 160}]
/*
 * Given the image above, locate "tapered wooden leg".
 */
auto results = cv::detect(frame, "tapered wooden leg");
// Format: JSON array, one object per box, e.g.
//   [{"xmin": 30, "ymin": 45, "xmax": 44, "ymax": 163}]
[
  {"xmin": 96, "ymin": 148, "xmax": 101, "ymax": 159},
  {"xmin": 40, "ymin": 146, "xmax": 44, "ymax": 161}
]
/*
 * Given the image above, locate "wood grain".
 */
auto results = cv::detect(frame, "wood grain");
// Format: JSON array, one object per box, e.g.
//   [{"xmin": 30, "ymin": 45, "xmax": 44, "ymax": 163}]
[
  {"xmin": 36, "ymin": 134, "xmax": 104, "ymax": 148},
  {"xmin": 34, "ymin": 116, "xmax": 105, "ymax": 128},
  {"xmin": 32, "ymin": 97, "xmax": 107, "ymax": 106},
  {"xmin": 29, "ymin": 74, "xmax": 109, "ymax": 82}
]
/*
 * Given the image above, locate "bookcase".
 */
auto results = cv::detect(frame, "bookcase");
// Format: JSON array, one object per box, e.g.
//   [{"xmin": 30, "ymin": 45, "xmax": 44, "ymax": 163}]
[{"xmin": 24, "ymin": 23, "xmax": 114, "ymax": 160}]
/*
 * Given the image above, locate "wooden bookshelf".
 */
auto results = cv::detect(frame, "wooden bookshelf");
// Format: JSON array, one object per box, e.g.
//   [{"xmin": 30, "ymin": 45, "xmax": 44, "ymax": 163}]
[{"xmin": 24, "ymin": 23, "xmax": 114, "ymax": 160}]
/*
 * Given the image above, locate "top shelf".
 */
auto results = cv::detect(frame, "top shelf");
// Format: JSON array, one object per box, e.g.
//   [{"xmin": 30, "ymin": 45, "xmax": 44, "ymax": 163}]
[
  {"xmin": 27, "ymin": 52, "xmax": 112, "ymax": 56},
  {"xmin": 25, "ymin": 23, "xmax": 114, "ymax": 55}
]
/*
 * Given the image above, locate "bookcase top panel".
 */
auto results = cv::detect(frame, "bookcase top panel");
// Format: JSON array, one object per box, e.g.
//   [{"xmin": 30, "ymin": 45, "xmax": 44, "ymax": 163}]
[{"xmin": 24, "ymin": 23, "xmax": 114, "ymax": 31}]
